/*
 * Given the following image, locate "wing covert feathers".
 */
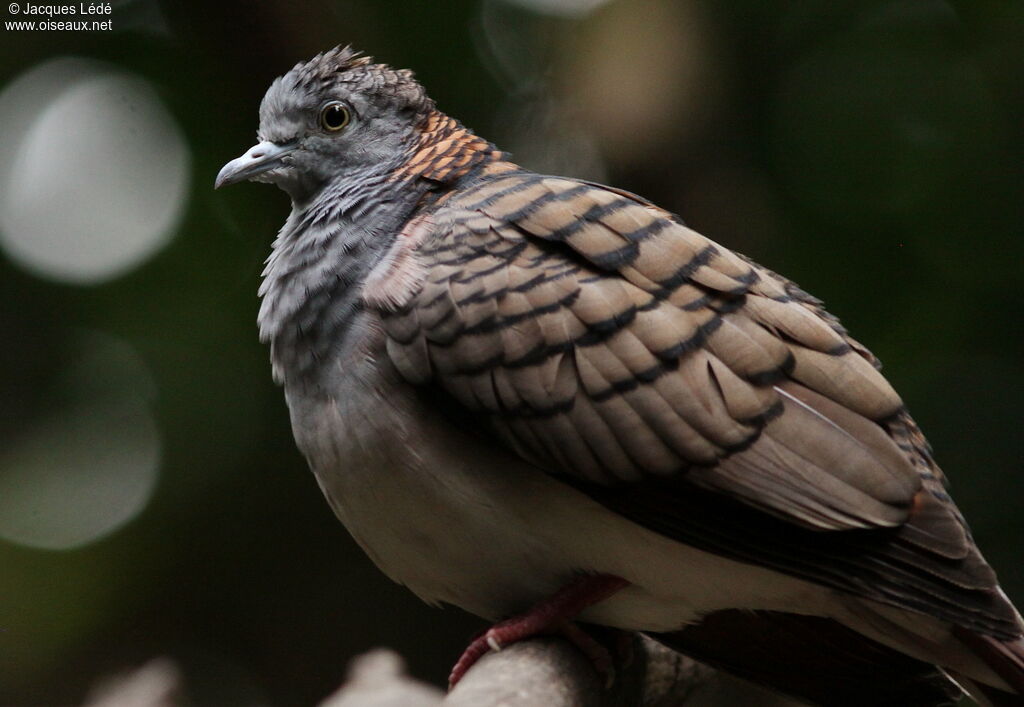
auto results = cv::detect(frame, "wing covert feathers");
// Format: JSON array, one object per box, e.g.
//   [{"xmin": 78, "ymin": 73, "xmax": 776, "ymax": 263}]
[
  {"xmin": 375, "ymin": 171, "xmax": 914, "ymax": 529},
  {"xmin": 368, "ymin": 168, "xmax": 1022, "ymax": 652}
]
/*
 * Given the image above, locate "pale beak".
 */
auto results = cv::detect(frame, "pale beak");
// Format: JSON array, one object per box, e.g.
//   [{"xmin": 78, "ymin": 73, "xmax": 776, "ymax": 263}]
[{"xmin": 215, "ymin": 140, "xmax": 297, "ymax": 188}]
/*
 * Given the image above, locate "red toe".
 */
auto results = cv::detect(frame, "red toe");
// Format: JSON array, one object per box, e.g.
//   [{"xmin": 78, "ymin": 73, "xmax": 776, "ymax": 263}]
[{"xmin": 446, "ymin": 574, "xmax": 629, "ymax": 689}]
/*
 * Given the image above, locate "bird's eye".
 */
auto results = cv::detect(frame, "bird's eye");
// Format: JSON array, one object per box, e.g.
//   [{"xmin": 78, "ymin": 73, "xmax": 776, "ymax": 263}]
[{"xmin": 320, "ymin": 102, "xmax": 351, "ymax": 132}]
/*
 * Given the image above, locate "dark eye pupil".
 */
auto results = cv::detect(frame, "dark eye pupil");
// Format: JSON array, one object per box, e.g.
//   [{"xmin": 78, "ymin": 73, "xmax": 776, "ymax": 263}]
[{"xmin": 323, "ymin": 105, "xmax": 348, "ymax": 129}]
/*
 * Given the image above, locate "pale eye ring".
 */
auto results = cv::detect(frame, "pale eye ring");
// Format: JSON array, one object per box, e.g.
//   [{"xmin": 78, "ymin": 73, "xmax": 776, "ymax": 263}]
[{"xmin": 319, "ymin": 102, "xmax": 351, "ymax": 132}]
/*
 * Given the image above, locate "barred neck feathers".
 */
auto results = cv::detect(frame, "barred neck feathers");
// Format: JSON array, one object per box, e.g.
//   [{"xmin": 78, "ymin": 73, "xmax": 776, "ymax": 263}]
[
  {"xmin": 257, "ymin": 133, "xmax": 516, "ymax": 387},
  {"xmin": 257, "ymin": 180, "xmax": 426, "ymax": 386},
  {"xmin": 395, "ymin": 110, "xmax": 508, "ymax": 186}
]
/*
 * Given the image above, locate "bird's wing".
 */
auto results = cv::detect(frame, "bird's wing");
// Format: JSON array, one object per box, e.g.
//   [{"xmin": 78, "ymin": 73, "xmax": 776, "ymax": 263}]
[
  {"xmin": 365, "ymin": 170, "xmax": 1018, "ymax": 635},
  {"xmin": 372, "ymin": 170, "xmax": 915, "ymax": 530}
]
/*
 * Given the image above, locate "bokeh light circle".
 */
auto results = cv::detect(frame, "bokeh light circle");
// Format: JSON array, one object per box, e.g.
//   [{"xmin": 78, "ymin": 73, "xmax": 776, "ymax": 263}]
[
  {"xmin": 0, "ymin": 57, "xmax": 190, "ymax": 284},
  {"xmin": 0, "ymin": 331, "xmax": 161, "ymax": 550}
]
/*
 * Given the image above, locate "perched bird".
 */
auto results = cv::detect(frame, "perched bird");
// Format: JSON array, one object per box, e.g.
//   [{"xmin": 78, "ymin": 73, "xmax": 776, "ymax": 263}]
[{"xmin": 216, "ymin": 46, "xmax": 1024, "ymax": 706}]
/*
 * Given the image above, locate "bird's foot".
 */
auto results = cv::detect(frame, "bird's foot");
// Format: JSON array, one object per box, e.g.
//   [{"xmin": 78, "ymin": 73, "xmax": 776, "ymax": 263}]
[
  {"xmin": 557, "ymin": 621, "xmax": 618, "ymax": 688},
  {"xmin": 447, "ymin": 573, "xmax": 629, "ymax": 688}
]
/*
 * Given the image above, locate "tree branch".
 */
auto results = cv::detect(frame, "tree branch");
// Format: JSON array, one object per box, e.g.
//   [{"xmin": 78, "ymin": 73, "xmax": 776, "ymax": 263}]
[{"xmin": 322, "ymin": 633, "xmax": 716, "ymax": 707}]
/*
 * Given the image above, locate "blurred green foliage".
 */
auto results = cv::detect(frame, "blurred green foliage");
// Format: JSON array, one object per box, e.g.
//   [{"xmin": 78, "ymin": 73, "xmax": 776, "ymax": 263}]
[{"xmin": 0, "ymin": 0, "xmax": 1021, "ymax": 704}]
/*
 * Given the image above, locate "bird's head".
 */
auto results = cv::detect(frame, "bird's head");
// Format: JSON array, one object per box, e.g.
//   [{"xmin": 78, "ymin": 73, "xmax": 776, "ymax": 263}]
[{"xmin": 215, "ymin": 46, "xmax": 434, "ymax": 202}]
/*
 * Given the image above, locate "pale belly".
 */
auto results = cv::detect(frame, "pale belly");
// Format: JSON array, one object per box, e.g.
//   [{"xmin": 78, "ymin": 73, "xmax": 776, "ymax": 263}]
[{"xmin": 284, "ymin": 348, "xmax": 831, "ymax": 631}]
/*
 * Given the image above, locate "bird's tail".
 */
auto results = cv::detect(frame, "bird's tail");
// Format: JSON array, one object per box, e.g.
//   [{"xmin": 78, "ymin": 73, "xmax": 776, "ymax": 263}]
[
  {"xmin": 833, "ymin": 595, "xmax": 1024, "ymax": 706},
  {"xmin": 649, "ymin": 610, "xmax": 963, "ymax": 706},
  {"xmin": 951, "ymin": 628, "xmax": 1024, "ymax": 706}
]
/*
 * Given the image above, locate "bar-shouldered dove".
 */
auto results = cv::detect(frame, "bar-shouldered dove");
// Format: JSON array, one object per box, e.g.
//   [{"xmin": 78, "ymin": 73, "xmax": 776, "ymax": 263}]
[{"xmin": 216, "ymin": 47, "xmax": 1024, "ymax": 706}]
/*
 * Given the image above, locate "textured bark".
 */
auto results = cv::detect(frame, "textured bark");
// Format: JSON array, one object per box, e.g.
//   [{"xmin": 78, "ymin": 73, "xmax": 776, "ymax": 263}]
[
  {"xmin": 444, "ymin": 634, "xmax": 715, "ymax": 707},
  {"xmin": 323, "ymin": 634, "xmax": 716, "ymax": 707}
]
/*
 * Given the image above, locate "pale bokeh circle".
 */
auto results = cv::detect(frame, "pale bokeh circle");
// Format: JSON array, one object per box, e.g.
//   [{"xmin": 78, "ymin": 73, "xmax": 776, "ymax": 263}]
[
  {"xmin": 0, "ymin": 400, "xmax": 161, "ymax": 551},
  {"xmin": 0, "ymin": 332, "xmax": 162, "ymax": 551},
  {"xmin": 0, "ymin": 58, "xmax": 190, "ymax": 284}
]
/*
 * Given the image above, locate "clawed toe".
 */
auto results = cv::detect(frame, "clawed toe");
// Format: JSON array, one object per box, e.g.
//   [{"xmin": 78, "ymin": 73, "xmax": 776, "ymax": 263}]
[{"xmin": 447, "ymin": 574, "xmax": 629, "ymax": 690}]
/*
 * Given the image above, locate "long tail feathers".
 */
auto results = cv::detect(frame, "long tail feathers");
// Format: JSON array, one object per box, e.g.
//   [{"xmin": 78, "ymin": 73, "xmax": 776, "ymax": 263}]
[
  {"xmin": 954, "ymin": 627, "xmax": 1024, "ymax": 705},
  {"xmin": 649, "ymin": 610, "xmax": 962, "ymax": 706},
  {"xmin": 955, "ymin": 677, "xmax": 1024, "ymax": 707}
]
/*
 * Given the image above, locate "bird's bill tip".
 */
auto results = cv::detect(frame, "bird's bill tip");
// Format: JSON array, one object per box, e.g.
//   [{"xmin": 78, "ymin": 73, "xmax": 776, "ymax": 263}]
[{"xmin": 215, "ymin": 140, "xmax": 295, "ymax": 189}]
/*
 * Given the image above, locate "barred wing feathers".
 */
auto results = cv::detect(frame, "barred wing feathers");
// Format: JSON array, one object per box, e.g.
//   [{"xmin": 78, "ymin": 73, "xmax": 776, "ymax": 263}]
[
  {"xmin": 368, "ymin": 170, "xmax": 1018, "ymax": 636},
  {"xmin": 380, "ymin": 172, "xmax": 912, "ymax": 527}
]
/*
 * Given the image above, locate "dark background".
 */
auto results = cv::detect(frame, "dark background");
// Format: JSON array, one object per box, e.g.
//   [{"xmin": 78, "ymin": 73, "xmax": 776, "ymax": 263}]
[{"xmin": 1, "ymin": 0, "xmax": 1021, "ymax": 704}]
